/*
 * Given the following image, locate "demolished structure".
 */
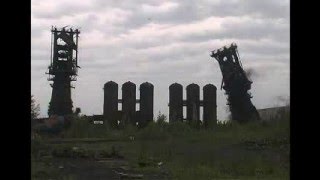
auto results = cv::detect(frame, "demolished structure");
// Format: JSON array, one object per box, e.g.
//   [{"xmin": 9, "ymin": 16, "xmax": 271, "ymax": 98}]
[{"xmin": 210, "ymin": 43, "xmax": 260, "ymax": 122}]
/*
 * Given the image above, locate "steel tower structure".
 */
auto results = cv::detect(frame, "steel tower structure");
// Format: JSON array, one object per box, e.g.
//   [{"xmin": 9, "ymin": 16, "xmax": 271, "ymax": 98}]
[
  {"xmin": 47, "ymin": 26, "xmax": 80, "ymax": 116},
  {"xmin": 210, "ymin": 43, "xmax": 260, "ymax": 122}
]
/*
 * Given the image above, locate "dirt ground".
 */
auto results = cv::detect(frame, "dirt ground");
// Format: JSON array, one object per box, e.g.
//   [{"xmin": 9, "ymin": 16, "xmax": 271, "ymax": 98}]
[{"xmin": 52, "ymin": 157, "xmax": 169, "ymax": 179}]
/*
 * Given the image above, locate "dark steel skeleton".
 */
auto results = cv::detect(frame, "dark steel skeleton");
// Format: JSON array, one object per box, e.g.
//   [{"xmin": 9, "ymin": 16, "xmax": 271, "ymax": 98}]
[
  {"xmin": 47, "ymin": 26, "xmax": 80, "ymax": 116},
  {"xmin": 210, "ymin": 43, "xmax": 260, "ymax": 122}
]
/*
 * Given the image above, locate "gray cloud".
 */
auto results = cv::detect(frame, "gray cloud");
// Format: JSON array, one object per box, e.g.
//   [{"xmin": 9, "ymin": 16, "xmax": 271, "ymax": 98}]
[{"xmin": 32, "ymin": 0, "xmax": 289, "ymax": 120}]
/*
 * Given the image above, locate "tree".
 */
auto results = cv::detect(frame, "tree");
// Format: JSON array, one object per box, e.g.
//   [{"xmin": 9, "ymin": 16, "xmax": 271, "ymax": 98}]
[
  {"xmin": 31, "ymin": 95, "xmax": 40, "ymax": 120},
  {"xmin": 156, "ymin": 111, "xmax": 167, "ymax": 127},
  {"xmin": 156, "ymin": 111, "xmax": 167, "ymax": 122},
  {"xmin": 74, "ymin": 107, "xmax": 81, "ymax": 116}
]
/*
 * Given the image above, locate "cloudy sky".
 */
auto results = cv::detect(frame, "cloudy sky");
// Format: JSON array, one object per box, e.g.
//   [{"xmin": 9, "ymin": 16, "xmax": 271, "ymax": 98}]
[{"xmin": 31, "ymin": 0, "xmax": 290, "ymax": 120}]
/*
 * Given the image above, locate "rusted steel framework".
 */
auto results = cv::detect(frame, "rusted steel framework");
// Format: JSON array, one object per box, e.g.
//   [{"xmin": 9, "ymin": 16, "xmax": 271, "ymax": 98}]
[
  {"xmin": 210, "ymin": 43, "xmax": 260, "ymax": 122},
  {"xmin": 47, "ymin": 26, "xmax": 80, "ymax": 116}
]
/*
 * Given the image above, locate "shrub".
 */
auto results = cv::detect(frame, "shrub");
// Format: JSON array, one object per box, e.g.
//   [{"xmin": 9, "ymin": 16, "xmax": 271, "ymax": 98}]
[
  {"xmin": 137, "ymin": 122, "xmax": 168, "ymax": 140},
  {"xmin": 63, "ymin": 116, "xmax": 111, "ymax": 138},
  {"xmin": 31, "ymin": 95, "xmax": 40, "ymax": 120},
  {"xmin": 167, "ymin": 121, "xmax": 193, "ymax": 135}
]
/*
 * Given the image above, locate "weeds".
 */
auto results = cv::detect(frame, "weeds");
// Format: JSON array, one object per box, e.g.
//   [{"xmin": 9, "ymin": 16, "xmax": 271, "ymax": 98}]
[{"xmin": 32, "ymin": 110, "xmax": 290, "ymax": 179}]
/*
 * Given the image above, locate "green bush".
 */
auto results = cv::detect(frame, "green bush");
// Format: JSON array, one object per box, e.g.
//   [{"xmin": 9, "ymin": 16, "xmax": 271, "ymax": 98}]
[
  {"xmin": 166, "ymin": 121, "xmax": 193, "ymax": 135},
  {"xmin": 137, "ymin": 122, "xmax": 169, "ymax": 140},
  {"xmin": 63, "ymin": 116, "xmax": 111, "ymax": 138}
]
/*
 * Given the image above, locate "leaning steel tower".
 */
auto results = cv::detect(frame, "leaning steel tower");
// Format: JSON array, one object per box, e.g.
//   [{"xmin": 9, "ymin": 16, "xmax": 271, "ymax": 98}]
[
  {"xmin": 47, "ymin": 26, "xmax": 80, "ymax": 116},
  {"xmin": 210, "ymin": 43, "xmax": 260, "ymax": 123}
]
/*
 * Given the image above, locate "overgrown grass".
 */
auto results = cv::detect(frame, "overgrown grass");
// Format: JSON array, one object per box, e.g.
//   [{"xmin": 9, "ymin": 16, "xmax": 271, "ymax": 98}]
[
  {"xmin": 130, "ymin": 117, "xmax": 289, "ymax": 179},
  {"xmin": 32, "ymin": 111, "xmax": 290, "ymax": 179}
]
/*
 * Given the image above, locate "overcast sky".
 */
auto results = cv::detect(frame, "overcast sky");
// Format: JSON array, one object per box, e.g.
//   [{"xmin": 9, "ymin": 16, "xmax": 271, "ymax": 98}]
[{"xmin": 31, "ymin": 0, "xmax": 290, "ymax": 120}]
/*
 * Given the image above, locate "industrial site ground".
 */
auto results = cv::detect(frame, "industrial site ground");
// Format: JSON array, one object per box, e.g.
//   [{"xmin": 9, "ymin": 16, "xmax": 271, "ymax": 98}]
[{"xmin": 31, "ymin": 113, "xmax": 289, "ymax": 180}]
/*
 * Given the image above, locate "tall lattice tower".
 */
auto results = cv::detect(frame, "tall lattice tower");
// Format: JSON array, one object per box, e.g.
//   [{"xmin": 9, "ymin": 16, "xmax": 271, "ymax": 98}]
[
  {"xmin": 210, "ymin": 43, "xmax": 260, "ymax": 123},
  {"xmin": 47, "ymin": 26, "xmax": 80, "ymax": 116}
]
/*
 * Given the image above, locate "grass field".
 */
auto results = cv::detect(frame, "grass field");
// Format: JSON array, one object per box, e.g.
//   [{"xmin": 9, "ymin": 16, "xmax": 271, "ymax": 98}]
[{"xmin": 31, "ymin": 113, "xmax": 289, "ymax": 180}]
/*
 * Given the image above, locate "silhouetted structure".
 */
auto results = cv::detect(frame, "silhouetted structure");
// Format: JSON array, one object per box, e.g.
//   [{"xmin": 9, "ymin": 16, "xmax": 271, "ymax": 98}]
[
  {"xmin": 169, "ymin": 83, "xmax": 217, "ymax": 128},
  {"xmin": 47, "ymin": 26, "xmax": 80, "ymax": 116},
  {"xmin": 186, "ymin": 83, "xmax": 200, "ymax": 124},
  {"xmin": 210, "ymin": 43, "xmax": 260, "ymax": 122},
  {"xmin": 169, "ymin": 83, "xmax": 183, "ymax": 123},
  {"xmin": 140, "ymin": 82, "xmax": 154, "ymax": 127},
  {"xmin": 203, "ymin": 84, "xmax": 217, "ymax": 127},
  {"xmin": 122, "ymin": 81, "xmax": 136, "ymax": 125},
  {"xmin": 103, "ymin": 81, "xmax": 118, "ymax": 127},
  {"xmin": 103, "ymin": 81, "xmax": 154, "ymax": 128}
]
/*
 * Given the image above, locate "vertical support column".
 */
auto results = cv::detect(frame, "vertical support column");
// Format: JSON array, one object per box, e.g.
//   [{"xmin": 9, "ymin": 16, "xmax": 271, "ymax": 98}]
[
  {"xmin": 103, "ymin": 81, "xmax": 118, "ymax": 127},
  {"xmin": 48, "ymin": 75, "xmax": 73, "ymax": 116},
  {"xmin": 203, "ymin": 84, "xmax": 217, "ymax": 128},
  {"xmin": 169, "ymin": 83, "xmax": 183, "ymax": 123},
  {"xmin": 186, "ymin": 83, "xmax": 200, "ymax": 124},
  {"xmin": 122, "ymin": 81, "xmax": 136, "ymax": 125},
  {"xmin": 140, "ymin": 82, "xmax": 154, "ymax": 127}
]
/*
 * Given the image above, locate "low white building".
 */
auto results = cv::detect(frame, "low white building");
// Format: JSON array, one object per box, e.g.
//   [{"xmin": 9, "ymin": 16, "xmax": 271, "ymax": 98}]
[{"xmin": 257, "ymin": 106, "xmax": 290, "ymax": 121}]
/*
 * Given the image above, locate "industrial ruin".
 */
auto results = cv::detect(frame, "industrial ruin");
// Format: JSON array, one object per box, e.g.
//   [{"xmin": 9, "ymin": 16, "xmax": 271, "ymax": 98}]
[
  {"xmin": 47, "ymin": 26, "xmax": 80, "ymax": 116},
  {"xmin": 43, "ymin": 27, "xmax": 261, "ymax": 129},
  {"xmin": 169, "ymin": 83, "xmax": 217, "ymax": 127},
  {"xmin": 210, "ymin": 43, "xmax": 260, "ymax": 123},
  {"xmin": 103, "ymin": 81, "xmax": 154, "ymax": 128}
]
